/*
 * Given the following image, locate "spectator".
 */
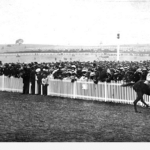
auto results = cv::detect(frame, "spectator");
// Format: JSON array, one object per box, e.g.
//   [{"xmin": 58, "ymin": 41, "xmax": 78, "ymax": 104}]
[
  {"xmin": 1, "ymin": 60, "xmax": 150, "ymax": 86},
  {"xmin": 29, "ymin": 68, "xmax": 36, "ymax": 94},
  {"xmin": 42, "ymin": 73, "xmax": 49, "ymax": 95},
  {"xmin": 36, "ymin": 68, "xmax": 42, "ymax": 95},
  {"xmin": 21, "ymin": 66, "xmax": 30, "ymax": 94}
]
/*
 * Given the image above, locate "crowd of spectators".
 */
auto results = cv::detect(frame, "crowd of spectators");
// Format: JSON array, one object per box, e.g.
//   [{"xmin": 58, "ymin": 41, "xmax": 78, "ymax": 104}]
[{"xmin": 0, "ymin": 60, "xmax": 150, "ymax": 95}]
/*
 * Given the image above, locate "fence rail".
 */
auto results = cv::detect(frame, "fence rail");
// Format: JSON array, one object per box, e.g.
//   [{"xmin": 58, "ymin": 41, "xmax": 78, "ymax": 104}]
[
  {"xmin": 0, "ymin": 75, "xmax": 23, "ymax": 92},
  {"xmin": 0, "ymin": 75, "xmax": 149, "ymax": 107},
  {"xmin": 47, "ymin": 79, "xmax": 150, "ymax": 107}
]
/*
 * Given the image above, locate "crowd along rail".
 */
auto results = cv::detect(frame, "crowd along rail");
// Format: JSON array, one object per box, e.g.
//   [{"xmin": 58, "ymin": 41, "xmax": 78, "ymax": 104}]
[{"xmin": 0, "ymin": 75, "xmax": 149, "ymax": 107}]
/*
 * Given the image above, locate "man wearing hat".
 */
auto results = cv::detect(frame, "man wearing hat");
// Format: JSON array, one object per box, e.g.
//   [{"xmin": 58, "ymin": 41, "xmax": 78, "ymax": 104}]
[
  {"xmin": 29, "ymin": 67, "xmax": 36, "ymax": 94},
  {"xmin": 36, "ymin": 68, "xmax": 42, "ymax": 95},
  {"xmin": 42, "ymin": 73, "xmax": 49, "ymax": 95},
  {"xmin": 21, "ymin": 65, "xmax": 30, "ymax": 94}
]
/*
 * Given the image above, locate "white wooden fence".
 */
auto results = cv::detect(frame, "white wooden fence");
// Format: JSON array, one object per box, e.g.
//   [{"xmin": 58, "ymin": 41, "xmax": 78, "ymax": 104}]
[
  {"xmin": 0, "ymin": 75, "xmax": 23, "ymax": 92},
  {"xmin": 47, "ymin": 79, "xmax": 150, "ymax": 107},
  {"xmin": 0, "ymin": 75, "xmax": 149, "ymax": 107}
]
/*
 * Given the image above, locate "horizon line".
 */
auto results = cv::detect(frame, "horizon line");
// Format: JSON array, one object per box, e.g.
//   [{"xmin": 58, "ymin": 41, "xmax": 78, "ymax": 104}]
[{"xmin": 1, "ymin": 43, "xmax": 150, "ymax": 47}]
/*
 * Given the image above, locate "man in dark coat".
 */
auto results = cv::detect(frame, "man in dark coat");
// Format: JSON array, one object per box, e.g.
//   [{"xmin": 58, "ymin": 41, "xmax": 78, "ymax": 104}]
[
  {"xmin": 21, "ymin": 66, "xmax": 30, "ymax": 94},
  {"xmin": 29, "ymin": 67, "xmax": 36, "ymax": 94}
]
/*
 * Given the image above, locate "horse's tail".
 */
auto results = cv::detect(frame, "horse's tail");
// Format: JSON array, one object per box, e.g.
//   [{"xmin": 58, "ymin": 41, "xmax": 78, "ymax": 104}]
[{"xmin": 121, "ymin": 82, "xmax": 135, "ymax": 87}]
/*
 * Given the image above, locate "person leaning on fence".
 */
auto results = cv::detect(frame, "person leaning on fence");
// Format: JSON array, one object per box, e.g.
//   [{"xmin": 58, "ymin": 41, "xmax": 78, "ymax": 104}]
[{"xmin": 42, "ymin": 74, "xmax": 49, "ymax": 96}]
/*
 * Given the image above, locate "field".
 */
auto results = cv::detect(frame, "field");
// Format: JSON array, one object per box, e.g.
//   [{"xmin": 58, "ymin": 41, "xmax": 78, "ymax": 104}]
[
  {"xmin": 0, "ymin": 91, "xmax": 150, "ymax": 142},
  {"xmin": 1, "ymin": 44, "xmax": 150, "ymax": 63},
  {"xmin": 1, "ymin": 53, "xmax": 150, "ymax": 63}
]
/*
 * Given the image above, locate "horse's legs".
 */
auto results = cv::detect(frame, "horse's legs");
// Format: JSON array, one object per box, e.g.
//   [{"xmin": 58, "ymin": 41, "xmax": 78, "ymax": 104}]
[
  {"xmin": 134, "ymin": 97, "xmax": 141, "ymax": 113},
  {"xmin": 134, "ymin": 92, "xmax": 143, "ymax": 113},
  {"xmin": 140, "ymin": 97, "xmax": 149, "ymax": 108}
]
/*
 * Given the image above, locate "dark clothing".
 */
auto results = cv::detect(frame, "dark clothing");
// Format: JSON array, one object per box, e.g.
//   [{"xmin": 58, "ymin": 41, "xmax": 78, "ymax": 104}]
[
  {"xmin": 4, "ymin": 67, "xmax": 11, "ymax": 77},
  {"xmin": 23, "ymin": 82, "xmax": 29, "ymax": 94},
  {"xmin": 42, "ymin": 84, "xmax": 48, "ymax": 95},
  {"xmin": 36, "ymin": 73, "xmax": 43, "ymax": 95},
  {"xmin": 22, "ymin": 68, "xmax": 30, "ymax": 94},
  {"xmin": 42, "ymin": 76, "xmax": 48, "ymax": 95},
  {"xmin": 30, "ymin": 70, "xmax": 36, "ymax": 94},
  {"xmin": 31, "ymin": 81, "xmax": 35, "ymax": 94}
]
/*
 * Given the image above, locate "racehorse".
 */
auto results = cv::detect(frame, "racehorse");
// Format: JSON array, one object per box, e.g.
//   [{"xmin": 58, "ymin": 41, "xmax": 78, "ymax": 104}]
[{"xmin": 122, "ymin": 80, "xmax": 150, "ymax": 113}]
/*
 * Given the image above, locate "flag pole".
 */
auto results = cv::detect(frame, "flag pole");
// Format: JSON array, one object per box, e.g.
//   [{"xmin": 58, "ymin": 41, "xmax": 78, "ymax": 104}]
[{"xmin": 117, "ymin": 33, "xmax": 120, "ymax": 61}]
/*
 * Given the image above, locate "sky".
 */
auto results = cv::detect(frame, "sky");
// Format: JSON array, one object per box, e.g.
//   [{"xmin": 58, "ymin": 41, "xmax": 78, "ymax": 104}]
[{"xmin": 0, "ymin": 0, "xmax": 150, "ymax": 46}]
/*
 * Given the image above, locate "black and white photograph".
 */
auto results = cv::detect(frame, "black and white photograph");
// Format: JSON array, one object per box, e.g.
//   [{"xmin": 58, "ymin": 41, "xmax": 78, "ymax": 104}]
[{"xmin": 1, "ymin": 0, "xmax": 150, "ymax": 145}]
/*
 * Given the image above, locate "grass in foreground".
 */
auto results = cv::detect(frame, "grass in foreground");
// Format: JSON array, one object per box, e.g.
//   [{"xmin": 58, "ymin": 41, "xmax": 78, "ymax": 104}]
[{"xmin": 0, "ymin": 91, "xmax": 150, "ymax": 142}]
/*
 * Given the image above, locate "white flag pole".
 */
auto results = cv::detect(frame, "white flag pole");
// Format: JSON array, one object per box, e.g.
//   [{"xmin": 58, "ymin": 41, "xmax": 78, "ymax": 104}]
[{"xmin": 117, "ymin": 33, "xmax": 120, "ymax": 61}]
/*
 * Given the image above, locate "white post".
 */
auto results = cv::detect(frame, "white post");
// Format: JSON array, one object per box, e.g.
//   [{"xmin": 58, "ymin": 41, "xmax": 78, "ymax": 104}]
[
  {"xmin": 35, "ymin": 75, "xmax": 38, "ymax": 94},
  {"xmin": 117, "ymin": 33, "xmax": 120, "ymax": 61},
  {"xmin": 41, "ymin": 85, "xmax": 43, "ymax": 95},
  {"xmin": 73, "ymin": 81, "xmax": 77, "ymax": 99},
  {"xmin": 29, "ymin": 83, "xmax": 31, "ymax": 94},
  {"xmin": 104, "ymin": 81, "xmax": 107, "ymax": 102},
  {"xmin": 47, "ymin": 77, "xmax": 50, "ymax": 95},
  {"xmin": 117, "ymin": 44, "xmax": 120, "ymax": 61},
  {"xmin": 2, "ymin": 74, "xmax": 4, "ymax": 91}
]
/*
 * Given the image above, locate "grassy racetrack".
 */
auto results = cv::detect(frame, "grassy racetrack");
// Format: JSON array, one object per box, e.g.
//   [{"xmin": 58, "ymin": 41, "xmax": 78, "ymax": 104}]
[{"xmin": 0, "ymin": 91, "xmax": 150, "ymax": 142}]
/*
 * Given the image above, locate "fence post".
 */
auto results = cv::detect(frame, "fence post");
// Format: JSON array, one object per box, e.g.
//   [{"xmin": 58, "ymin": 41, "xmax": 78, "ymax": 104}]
[
  {"xmin": 73, "ymin": 81, "xmax": 77, "ymax": 99},
  {"xmin": 105, "ymin": 81, "xmax": 107, "ymax": 102},
  {"xmin": 35, "ymin": 75, "xmax": 38, "ymax": 94},
  {"xmin": 41, "ymin": 85, "xmax": 43, "ymax": 95},
  {"xmin": 29, "ymin": 82, "xmax": 31, "ymax": 94},
  {"xmin": 10, "ymin": 76, "xmax": 13, "ymax": 92},
  {"xmin": 2, "ymin": 74, "xmax": 4, "ymax": 91},
  {"xmin": 47, "ymin": 83, "xmax": 49, "ymax": 95},
  {"xmin": 47, "ymin": 77, "xmax": 50, "ymax": 95}
]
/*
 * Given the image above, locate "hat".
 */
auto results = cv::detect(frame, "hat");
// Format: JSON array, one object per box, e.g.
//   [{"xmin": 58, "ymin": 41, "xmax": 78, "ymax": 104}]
[
  {"xmin": 82, "ymin": 68, "xmax": 88, "ymax": 72},
  {"xmin": 90, "ymin": 72, "xmax": 95, "ymax": 76},
  {"xmin": 71, "ymin": 65, "xmax": 76, "ymax": 68},
  {"xmin": 120, "ymin": 67, "xmax": 124, "ymax": 70},
  {"xmin": 136, "ymin": 68, "xmax": 142, "ymax": 72},
  {"xmin": 36, "ymin": 68, "xmax": 41, "ymax": 72}
]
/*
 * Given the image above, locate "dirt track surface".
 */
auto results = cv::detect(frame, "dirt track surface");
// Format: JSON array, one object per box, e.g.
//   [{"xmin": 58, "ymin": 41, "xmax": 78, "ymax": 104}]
[{"xmin": 0, "ymin": 91, "xmax": 150, "ymax": 142}]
